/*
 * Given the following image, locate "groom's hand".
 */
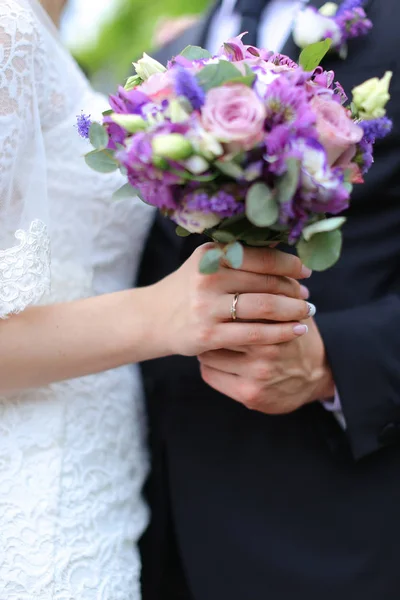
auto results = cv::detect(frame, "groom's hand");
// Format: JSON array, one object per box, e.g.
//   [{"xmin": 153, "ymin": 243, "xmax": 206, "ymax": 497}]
[{"xmin": 198, "ymin": 317, "xmax": 335, "ymax": 415}]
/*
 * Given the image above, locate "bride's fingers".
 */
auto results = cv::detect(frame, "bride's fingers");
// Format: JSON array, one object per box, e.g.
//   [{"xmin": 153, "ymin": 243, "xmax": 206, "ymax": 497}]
[
  {"xmin": 218, "ymin": 269, "xmax": 309, "ymax": 299},
  {"xmin": 227, "ymin": 246, "xmax": 312, "ymax": 280},
  {"xmin": 213, "ymin": 321, "xmax": 309, "ymax": 348},
  {"xmin": 216, "ymin": 293, "xmax": 315, "ymax": 323}
]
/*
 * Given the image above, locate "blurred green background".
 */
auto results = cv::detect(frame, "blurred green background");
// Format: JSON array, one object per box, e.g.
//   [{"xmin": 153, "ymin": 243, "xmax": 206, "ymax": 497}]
[{"xmin": 68, "ymin": 0, "xmax": 211, "ymax": 88}]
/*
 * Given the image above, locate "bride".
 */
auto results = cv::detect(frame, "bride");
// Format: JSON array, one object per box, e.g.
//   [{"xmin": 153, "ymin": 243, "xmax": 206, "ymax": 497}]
[{"xmin": 0, "ymin": 0, "xmax": 312, "ymax": 597}]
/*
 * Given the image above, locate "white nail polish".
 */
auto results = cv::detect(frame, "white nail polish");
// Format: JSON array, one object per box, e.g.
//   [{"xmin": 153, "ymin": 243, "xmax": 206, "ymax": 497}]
[{"xmin": 306, "ymin": 302, "xmax": 316, "ymax": 317}]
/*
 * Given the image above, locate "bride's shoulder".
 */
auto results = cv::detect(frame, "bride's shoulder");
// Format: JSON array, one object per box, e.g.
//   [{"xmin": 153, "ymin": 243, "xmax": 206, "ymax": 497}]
[{"xmin": 0, "ymin": 0, "xmax": 43, "ymax": 47}]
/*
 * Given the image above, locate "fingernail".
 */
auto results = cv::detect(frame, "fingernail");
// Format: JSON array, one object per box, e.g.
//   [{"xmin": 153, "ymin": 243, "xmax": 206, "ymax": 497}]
[
  {"xmin": 300, "ymin": 285, "xmax": 310, "ymax": 300},
  {"xmin": 293, "ymin": 324, "xmax": 308, "ymax": 336},
  {"xmin": 306, "ymin": 302, "xmax": 316, "ymax": 317},
  {"xmin": 301, "ymin": 265, "xmax": 313, "ymax": 278}
]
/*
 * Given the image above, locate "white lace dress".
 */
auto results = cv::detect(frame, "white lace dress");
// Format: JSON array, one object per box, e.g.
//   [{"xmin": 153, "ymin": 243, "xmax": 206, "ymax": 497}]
[{"xmin": 0, "ymin": 0, "xmax": 155, "ymax": 597}]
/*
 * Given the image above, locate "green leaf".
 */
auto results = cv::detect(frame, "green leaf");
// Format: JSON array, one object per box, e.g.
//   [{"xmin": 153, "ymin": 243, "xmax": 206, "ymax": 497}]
[
  {"xmin": 210, "ymin": 230, "xmax": 236, "ymax": 243},
  {"xmin": 102, "ymin": 109, "xmax": 113, "ymax": 117},
  {"xmin": 112, "ymin": 183, "xmax": 139, "ymax": 201},
  {"xmin": 199, "ymin": 248, "xmax": 224, "ymax": 274},
  {"xmin": 225, "ymin": 242, "xmax": 244, "ymax": 269},
  {"xmin": 89, "ymin": 122, "xmax": 109, "ymax": 150},
  {"xmin": 180, "ymin": 45, "xmax": 212, "ymax": 60},
  {"xmin": 276, "ymin": 159, "xmax": 301, "ymax": 204},
  {"xmin": 196, "ymin": 61, "xmax": 243, "ymax": 92},
  {"xmin": 176, "ymin": 225, "xmax": 191, "ymax": 237},
  {"xmin": 302, "ymin": 217, "xmax": 346, "ymax": 242},
  {"xmin": 246, "ymin": 183, "xmax": 279, "ymax": 227},
  {"xmin": 299, "ymin": 38, "xmax": 332, "ymax": 71},
  {"xmin": 296, "ymin": 230, "xmax": 343, "ymax": 271},
  {"xmin": 85, "ymin": 150, "xmax": 118, "ymax": 173}
]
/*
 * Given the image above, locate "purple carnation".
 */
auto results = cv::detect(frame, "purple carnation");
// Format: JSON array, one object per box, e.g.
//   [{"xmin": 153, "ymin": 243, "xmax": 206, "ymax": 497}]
[
  {"xmin": 174, "ymin": 68, "xmax": 205, "ymax": 110},
  {"xmin": 76, "ymin": 113, "xmax": 91, "ymax": 139}
]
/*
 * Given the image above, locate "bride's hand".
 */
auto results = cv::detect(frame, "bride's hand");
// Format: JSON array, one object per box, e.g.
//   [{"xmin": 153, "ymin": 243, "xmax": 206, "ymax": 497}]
[{"xmin": 157, "ymin": 244, "xmax": 314, "ymax": 357}]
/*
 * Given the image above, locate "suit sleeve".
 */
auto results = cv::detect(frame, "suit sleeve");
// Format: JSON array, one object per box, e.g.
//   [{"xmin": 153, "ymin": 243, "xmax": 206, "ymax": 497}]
[{"xmin": 316, "ymin": 294, "xmax": 400, "ymax": 460}]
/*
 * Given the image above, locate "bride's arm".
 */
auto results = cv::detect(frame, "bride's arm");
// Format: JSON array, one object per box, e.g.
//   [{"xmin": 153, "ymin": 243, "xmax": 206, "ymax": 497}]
[{"xmin": 0, "ymin": 245, "xmax": 312, "ymax": 394}]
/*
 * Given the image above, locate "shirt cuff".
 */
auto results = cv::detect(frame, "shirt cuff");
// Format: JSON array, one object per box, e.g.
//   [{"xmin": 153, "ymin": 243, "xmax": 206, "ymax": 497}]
[{"xmin": 322, "ymin": 389, "xmax": 347, "ymax": 430}]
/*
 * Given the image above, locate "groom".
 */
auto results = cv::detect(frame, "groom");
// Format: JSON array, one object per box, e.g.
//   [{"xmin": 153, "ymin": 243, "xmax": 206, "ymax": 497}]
[{"xmin": 138, "ymin": 1, "xmax": 400, "ymax": 598}]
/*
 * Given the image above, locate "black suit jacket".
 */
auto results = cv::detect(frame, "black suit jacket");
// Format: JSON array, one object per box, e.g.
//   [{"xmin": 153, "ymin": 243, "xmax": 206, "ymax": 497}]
[{"xmin": 138, "ymin": 1, "xmax": 400, "ymax": 598}]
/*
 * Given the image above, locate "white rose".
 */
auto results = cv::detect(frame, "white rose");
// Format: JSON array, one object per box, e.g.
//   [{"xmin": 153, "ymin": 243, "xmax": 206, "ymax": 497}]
[
  {"xmin": 293, "ymin": 7, "xmax": 341, "ymax": 49},
  {"xmin": 173, "ymin": 209, "xmax": 221, "ymax": 234}
]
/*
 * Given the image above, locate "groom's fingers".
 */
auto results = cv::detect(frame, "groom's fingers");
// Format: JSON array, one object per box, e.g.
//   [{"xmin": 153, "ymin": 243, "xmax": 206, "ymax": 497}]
[
  {"xmin": 198, "ymin": 349, "xmax": 247, "ymax": 377},
  {"xmin": 216, "ymin": 293, "xmax": 314, "ymax": 322},
  {"xmin": 219, "ymin": 269, "xmax": 308, "ymax": 299},
  {"xmin": 231, "ymin": 247, "xmax": 312, "ymax": 280}
]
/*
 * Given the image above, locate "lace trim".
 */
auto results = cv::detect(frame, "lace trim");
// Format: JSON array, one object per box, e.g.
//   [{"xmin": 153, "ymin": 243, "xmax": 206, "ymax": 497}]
[{"xmin": 0, "ymin": 219, "xmax": 51, "ymax": 317}]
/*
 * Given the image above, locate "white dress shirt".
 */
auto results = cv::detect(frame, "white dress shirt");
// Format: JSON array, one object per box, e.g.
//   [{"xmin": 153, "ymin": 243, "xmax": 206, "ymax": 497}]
[{"xmin": 207, "ymin": 0, "xmax": 308, "ymax": 56}]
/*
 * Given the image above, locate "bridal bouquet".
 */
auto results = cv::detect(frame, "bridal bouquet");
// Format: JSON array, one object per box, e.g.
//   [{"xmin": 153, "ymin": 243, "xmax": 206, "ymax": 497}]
[{"xmin": 79, "ymin": 35, "xmax": 393, "ymax": 272}]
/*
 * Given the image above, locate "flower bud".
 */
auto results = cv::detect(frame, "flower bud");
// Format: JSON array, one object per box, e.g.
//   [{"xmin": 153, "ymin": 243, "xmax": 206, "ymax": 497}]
[
  {"xmin": 152, "ymin": 134, "xmax": 193, "ymax": 160},
  {"xmin": 111, "ymin": 113, "xmax": 147, "ymax": 133},
  {"xmin": 352, "ymin": 71, "xmax": 393, "ymax": 119},
  {"xmin": 133, "ymin": 53, "xmax": 166, "ymax": 81},
  {"xmin": 124, "ymin": 74, "xmax": 143, "ymax": 91}
]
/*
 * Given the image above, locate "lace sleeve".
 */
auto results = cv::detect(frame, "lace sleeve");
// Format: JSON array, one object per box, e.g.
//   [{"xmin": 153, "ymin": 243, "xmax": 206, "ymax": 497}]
[{"xmin": 0, "ymin": 0, "xmax": 51, "ymax": 318}]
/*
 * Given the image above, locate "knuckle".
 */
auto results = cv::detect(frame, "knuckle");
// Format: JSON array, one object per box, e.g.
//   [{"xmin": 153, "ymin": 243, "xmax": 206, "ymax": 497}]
[
  {"xmin": 265, "ymin": 344, "xmax": 280, "ymax": 361},
  {"xmin": 256, "ymin": 295, "xmax": 274, "ymax": 318},
  {"xmin": 289, "ymin": 255, "xmax": 302, "ymax": 277},
  {"xmin": 242, "ymin": 383, "xmax": 262, "ymax": 411},
  {"xmin": 196, "ymin": 325, "xmax": 215, "ymax": 349}
]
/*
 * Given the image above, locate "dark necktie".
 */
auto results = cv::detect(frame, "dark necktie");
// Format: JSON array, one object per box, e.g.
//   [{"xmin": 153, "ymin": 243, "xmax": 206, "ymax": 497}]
[{"xmin": 234, "ymin": 0, "xmax": 269, "ymax": 47}]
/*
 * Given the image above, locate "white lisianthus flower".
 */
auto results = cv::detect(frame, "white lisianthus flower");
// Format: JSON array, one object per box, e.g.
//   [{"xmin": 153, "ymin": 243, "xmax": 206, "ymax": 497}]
[
  {"xmin": 319, "ymin": 2, "xmax": 338, "ymax": 17},
  {"xmin": 133, "ymin": 53, "xmax": 166, "ymax": 80},
  {"xmin": 293, "ymin": 7, "xmax": 341, "ymax": 49},
  {"xmin": 173, "ymin": 209, "xmax": 221, "ymax": 234},
  {"xmin": 352, "ymin": 71, "xmax": 393, "ymax": 119}
]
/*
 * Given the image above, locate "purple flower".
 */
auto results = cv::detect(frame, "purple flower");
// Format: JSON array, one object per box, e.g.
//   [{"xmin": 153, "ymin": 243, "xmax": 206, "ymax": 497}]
[
  {"xmin": 355, "ymin": 137, "xmax": 374, "ymax": 173},
  {"xmin": 185, "ymin": 190, "xmax": 244, "ymax": 218},
  {"xmin": 109, "ymin": 86, "xmax": 150, "ymax": 114},
  {"xmin": 336, "ymin": 6, "xmax": 372, "ymax": 42},
  {"xmin": 76, "ymin": 113, "xmax": 91, "ymax": 139},
  {"xmin": 116, "ymin": 130, "xmax": 182, "ymax": 210},
  {"xmin": 174, "ymin": 68, "xmax": 205, "ymax": 110},
  {"xmin": 360, "ymin": 117, "xmax": 393, "ymax": 143},
  {"xmin": 336, "ymin": 0, "xmax": 368, "ymax": 17},
  {"xmin": 264, "ymin": 77, "xmax": 316, "ymax": 135},
  {"xmin": 103, "ymin": 117, "xmax": 126, "ymax": 150}
]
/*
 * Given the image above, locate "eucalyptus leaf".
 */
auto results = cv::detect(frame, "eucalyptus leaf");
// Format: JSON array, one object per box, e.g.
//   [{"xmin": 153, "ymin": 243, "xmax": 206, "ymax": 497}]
[
  {"xmin": 89, "ymin": 123, "xmax": 109, "ymax": 150},
  {"xmin": 302, "ymin": 217, "xmax": 346, "ymax": 242},
  {"xmin": 85, "ymin": 150, "xmax": 118, "ymax": 173},
  {"xmin": 211, "ymin": 230, "xmax": 236, "ymax": 243},
  {"xmin": 299, "ymin": 38, "xmax": 332, "ymax": 71},
  {"xmin": 276, "ymin": 159, "xmax": 301, "ymax": 204},
  {"xmin": 199, "ymin": 248, "xmax": 224, "ymax": 274},
  {"xmin": 112, "ymin": 183, "xmax": 139, "ymax": 201},
  {"xmin": 225, "ymin": 242, "xmax": 244, "ymax": 269},
  {"xmin": 196, "ymin": 61, "xmax": 243, "ymax": 92},
  {"xmin": 176, "ymin": 225, "xmax": 191, "ymax": 237},
  {"xmin": 297, "ymin": 230, "xmax": 342, "ymax": 271},
  {"xmin": 180, "ymin": 45, "xmax": 212, "ymax": 60},
  {"xmin": 246, "ymin": 183, "xmax": 279, "ymax": 227}
]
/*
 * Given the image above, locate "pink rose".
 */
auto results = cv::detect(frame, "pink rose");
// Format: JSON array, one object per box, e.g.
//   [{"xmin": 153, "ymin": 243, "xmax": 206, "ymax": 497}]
[
  {"xmin": 139, "ymin": 72, "xmax": 173, "ymax": 103},
  {"xmin": 311, "ymin": 96, "xmax": 363, "ymax": 167},
  {"xmin": 201, "ymin": 84, "xmax": 266, "ymax": 152}
]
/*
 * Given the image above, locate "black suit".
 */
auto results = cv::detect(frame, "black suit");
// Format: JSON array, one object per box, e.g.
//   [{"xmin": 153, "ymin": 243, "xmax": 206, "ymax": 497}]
[{"xmin": 138, "ymin": 1, "xmax": 400, "ymax": 598}]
